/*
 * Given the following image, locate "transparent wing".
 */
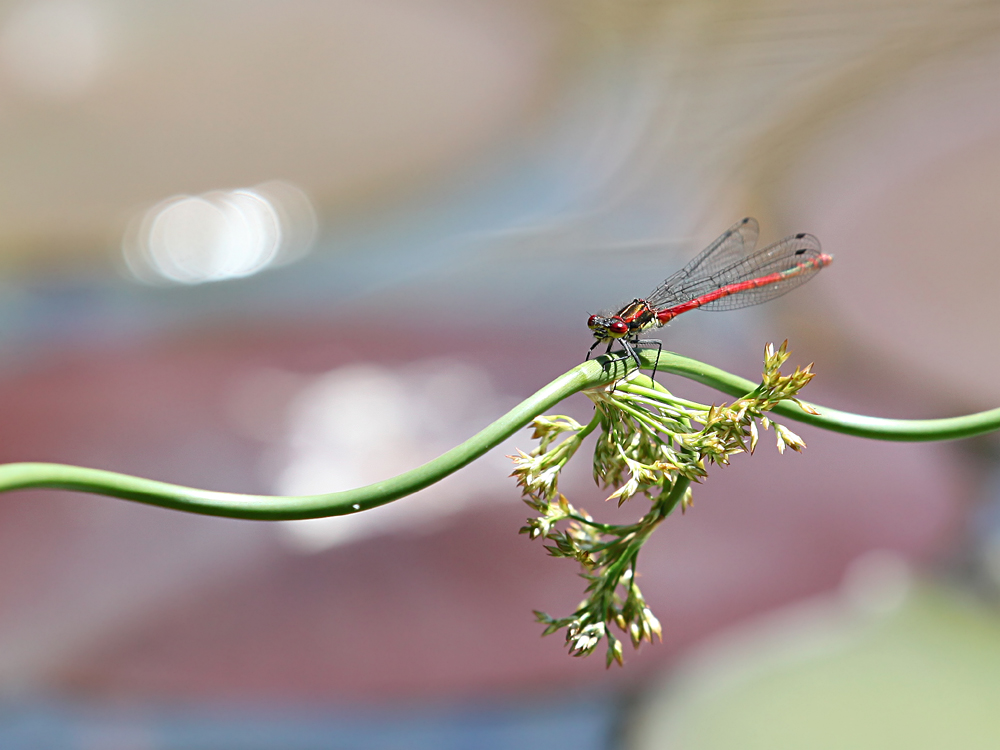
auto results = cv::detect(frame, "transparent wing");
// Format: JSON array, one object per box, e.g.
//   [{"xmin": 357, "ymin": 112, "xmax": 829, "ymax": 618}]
[
  {"xmin": 649, "ymin": 230, "xmax": 825, "ymax": 312},
  {"xmin": 646, "ymin": 217, "xmax": 759, "ymax": 308}
]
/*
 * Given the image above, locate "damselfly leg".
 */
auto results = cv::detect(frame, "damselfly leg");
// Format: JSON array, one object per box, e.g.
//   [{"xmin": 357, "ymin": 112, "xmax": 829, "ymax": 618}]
[{"xmin": 587, "ymin": 337, "xmax": 663, "ymax": 381}]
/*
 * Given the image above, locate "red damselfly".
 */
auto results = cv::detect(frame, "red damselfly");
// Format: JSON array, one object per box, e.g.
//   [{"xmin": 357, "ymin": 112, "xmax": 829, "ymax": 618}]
[{"xmin": 587, "ymin": 217, "xmax": 832, "ymax": 374}]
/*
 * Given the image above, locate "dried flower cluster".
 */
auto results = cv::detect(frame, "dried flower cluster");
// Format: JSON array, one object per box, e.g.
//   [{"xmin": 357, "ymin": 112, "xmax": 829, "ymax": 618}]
[{"xmin": 510, "ymin": 341, "xmax": 816, "ymax": 666}]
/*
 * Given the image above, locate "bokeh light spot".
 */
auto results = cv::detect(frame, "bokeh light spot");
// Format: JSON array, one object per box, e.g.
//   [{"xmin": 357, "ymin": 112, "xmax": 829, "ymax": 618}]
[{"xmin": 123, "ymin": 182, "xmax": 317, "ymax": 285}]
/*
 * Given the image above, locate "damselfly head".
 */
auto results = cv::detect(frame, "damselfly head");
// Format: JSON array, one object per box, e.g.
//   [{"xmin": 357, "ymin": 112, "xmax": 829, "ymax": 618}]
[{"xmin": 588, "ymin": 315, "xmax": 629, "ymax": 342}]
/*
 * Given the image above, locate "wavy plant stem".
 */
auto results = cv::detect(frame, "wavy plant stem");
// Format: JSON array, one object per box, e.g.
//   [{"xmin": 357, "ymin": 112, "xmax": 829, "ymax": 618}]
[
  {"xmin": 652, "ymin": 350, "xmax": 1000, "ymax": 441},
  {"xmin": 0, "ymin": 350, "xmax": 997, "ymax": 519}
]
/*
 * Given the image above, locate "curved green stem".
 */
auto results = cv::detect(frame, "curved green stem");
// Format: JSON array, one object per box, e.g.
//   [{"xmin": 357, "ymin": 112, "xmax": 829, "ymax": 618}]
[
  {"xmin": 0, "ymin": 350, "xmax": 996, "ymax": 519},
  {"xmin": 0, "ymin": 357, "xmax": 629, "ymax": 520},
  {"xmin": 644, "ymin": 350, "xmax": 1000, "ymax": 441}
]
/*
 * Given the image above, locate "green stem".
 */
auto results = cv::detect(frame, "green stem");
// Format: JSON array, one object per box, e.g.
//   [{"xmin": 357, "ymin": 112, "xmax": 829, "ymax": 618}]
[
  {"xmin": 545, "ymin": 410, "xmax": 603, "ymax": 470},
  {"xmin": 606, "ymin": 399, "xmax": 675, "ymax": 436},
  {"xmin": 617, "ymin": 380, "xmax": 706, "ymax": 412},
  {"xmin": 565, "ymin": 514, "xmax": 631, "ymax": 534},
  {"xmin": 601, "ymin": 477, "xmax": 692, "ymax": 586},
  {"xmin": 645, "ymin": 350, "xmax": 1000, "ymax": 441},
  {"xmin": 577, "ymin": 410, "xmax": 603, "ymax": 441},
  {"xmin": 0, "ymin": 359, "xmax": 621, "ymax": 520},
  {"xmin": 0, "ymin": 350, "xmax": 996, "ymax": 519}
]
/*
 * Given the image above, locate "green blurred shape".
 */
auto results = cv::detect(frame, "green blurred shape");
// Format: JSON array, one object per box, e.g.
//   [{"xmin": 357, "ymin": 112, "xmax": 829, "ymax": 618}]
[{"xmin": 632, "ymin": 586, "xmax": 1000, "ymax": 750}]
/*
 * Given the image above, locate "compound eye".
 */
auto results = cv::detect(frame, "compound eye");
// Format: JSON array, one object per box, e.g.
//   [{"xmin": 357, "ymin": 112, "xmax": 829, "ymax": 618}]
[
  {"xmin": 587, "ymin": 314, "xmax": 601, "ymax": 330},
  {"xmin": 608, "ymin": 320, "xmax": 629, "ymax": 336}
]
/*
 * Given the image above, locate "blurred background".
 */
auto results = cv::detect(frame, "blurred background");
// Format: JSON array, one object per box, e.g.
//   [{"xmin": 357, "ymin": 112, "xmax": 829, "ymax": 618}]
[{"xmin": 0, "ymin": 0, "xmax": 999, "ymax": 747}]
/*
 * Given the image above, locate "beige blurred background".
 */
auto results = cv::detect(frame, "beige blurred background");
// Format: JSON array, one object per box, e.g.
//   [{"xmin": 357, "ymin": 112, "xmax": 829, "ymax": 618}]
[{"xmin": 0, "ymin": 0, "xmax": 999, "ymax": 747}]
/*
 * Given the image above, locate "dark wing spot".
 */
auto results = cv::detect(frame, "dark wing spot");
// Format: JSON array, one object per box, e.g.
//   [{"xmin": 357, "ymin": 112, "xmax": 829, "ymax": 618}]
[
  {"xmin": 795, "ymin": 248, "xmax": 807, "ymax": 255},
  {"xmin": 795, "ymin": 232, "xmax": 806, "ymax": 239}
]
